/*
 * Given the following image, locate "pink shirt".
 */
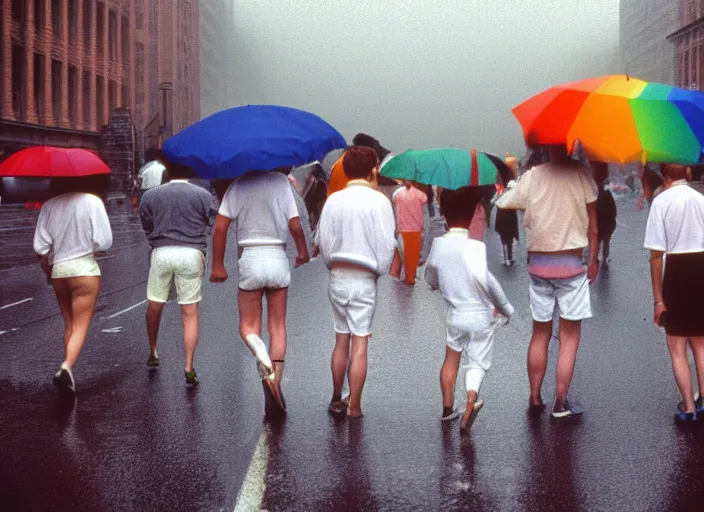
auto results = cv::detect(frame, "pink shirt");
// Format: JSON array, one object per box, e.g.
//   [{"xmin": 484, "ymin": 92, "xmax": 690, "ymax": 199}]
[
  {"xmin": 393, "ymin": 186, "xmax": 427, "ymax": 232},
  {"xmin": 469, "ymin": 203, "xmax": 487, "ymax": 241}
]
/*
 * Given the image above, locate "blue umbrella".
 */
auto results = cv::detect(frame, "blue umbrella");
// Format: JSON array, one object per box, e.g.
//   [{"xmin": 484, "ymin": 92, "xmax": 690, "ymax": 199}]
[{"xmin": 162, "ymin": 105, "xmax": 347, "ymax": 180}]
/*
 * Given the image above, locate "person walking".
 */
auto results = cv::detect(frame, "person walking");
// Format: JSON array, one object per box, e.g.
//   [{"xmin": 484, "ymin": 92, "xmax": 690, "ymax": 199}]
[
  {"xmin": 644, "ymin": 164, "xmax": 704, "ymax": 423},
  {"xmin": 317, "ymin": 146, "xmax": 399, "ymax": 418},
  {"xmin": 34, "ymin": 175, "xmax": 113, "ymax": 394},
  {"xmin": 495, "ymin": 156, "xmax": 520, "ymax": 266},
  {"xmin": 592, "ymin": 162, "xmax": 617, "ymax": 267},
  {"xmin": 139, "ymin": 162, "xmax": 218, "ymax": 386},
  {"xmin": 392, "ymin": 181, "xmax": 427, "ymax": 285},
  {"xmin": 210, "ymin": 170, "xmax": 309, "ymax": 417},
  {"xmin": 496, "ymin": 144, "xmax": 599, "ymax": 418},
  {"xmin": 425, "ymin": 187, "xmax": 514, "ymax": 432}
]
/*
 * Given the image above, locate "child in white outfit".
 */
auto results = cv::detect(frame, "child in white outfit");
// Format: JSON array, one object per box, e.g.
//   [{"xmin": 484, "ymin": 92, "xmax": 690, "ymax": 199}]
[{"xmin": 425, "ymin": 187, "xmax": 514, "ymax": 432}]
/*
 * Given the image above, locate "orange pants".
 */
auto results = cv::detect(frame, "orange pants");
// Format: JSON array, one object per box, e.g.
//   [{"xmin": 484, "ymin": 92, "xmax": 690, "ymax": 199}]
[{"xmin": 401, "ymin": 231, "xmax": 422, "ymax": 285}]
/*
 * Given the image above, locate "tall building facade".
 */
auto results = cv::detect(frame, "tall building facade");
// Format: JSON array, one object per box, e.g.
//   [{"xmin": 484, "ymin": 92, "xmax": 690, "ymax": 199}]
[
  {"xmin": 619, "ymin": 0, "xmax": 679, "ymax": 84},
  {"xmin": 200, "ymin": 0, "xmax": 235, "ymax": 117},
  {"xmin": 668, "ymin": 1, "xmax": 704, "ymax": 89},
  {"xmin": 1, "ymin": 0, "xmax": 200, "ymax": 159}
]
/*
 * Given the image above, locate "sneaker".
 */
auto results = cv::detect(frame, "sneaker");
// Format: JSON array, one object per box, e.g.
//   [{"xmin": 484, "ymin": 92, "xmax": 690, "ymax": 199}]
[
  {"xmin": 552, "ymin": 399, "xmax": 584, "ymax": 419},
  {"xmin": 185, "ymin": 369, "xmax": 199, "ymax": 387},
  {"xmin": 441, "ymin": 408, "xmax": 460, "ymax": 422},
  {"xmin": 675, "ymin": 402, "xmax": 696, "ymax": 424},
  {"xmin": 146, "ymin": 352, "xmax": 160, "ymax": 368},
  {"xmin": 53, "ymin": 367, "xmax": 76, "ymax": 393}
]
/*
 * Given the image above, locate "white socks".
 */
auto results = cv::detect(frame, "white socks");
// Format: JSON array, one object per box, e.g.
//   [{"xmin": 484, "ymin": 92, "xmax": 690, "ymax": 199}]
[
  {"xmin": 244, "ymin": 334, "xmax": 273, "ymax": 371},
  {"xmin": 465, "ymin": 368, "xmax": 486, "ymax": 394}
]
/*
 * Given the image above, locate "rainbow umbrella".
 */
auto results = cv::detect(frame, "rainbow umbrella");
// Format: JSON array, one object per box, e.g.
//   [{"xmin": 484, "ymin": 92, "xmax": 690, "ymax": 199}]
[
  {"xmin": 513, "ymin": 75, "xmax": 704, "ymax": 165},
  {"xmin": 379, "ymin": 148, "xmax": 513, "ymax": 190}
]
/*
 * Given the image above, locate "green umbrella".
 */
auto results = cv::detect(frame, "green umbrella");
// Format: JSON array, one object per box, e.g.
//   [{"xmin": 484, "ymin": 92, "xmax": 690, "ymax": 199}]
[{"xmin": 379, "ymin": 148, "xmax": 513, "ymax": 190}]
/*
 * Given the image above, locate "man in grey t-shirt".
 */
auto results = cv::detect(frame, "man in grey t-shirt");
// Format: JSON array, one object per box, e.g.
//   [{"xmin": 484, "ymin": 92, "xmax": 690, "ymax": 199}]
[{"xmin": 140, "ymin": 163, "xmax": 218, "ymax": 386}]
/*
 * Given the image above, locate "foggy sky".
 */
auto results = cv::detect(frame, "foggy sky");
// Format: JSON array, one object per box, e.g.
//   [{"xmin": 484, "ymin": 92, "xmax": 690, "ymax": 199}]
[{"xmin": 220, "ymin": 0, "xmax": 619, "ymax": 157}]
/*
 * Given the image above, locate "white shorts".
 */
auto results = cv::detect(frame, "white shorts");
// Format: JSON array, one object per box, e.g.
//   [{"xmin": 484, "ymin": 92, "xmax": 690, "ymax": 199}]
[
  {"xmin": 446, "ymin": 324, "xmax": 496, "ymax": 372},
  {"xmin": 52, "ymin": 254, "xmax": 101, "ymax": 278},
  {"xmin": 147, "ymin": 246, "xmax": 205, "ymax": 304},
  {"xmin": 329, "ymin": 267, "xmax": 378, "ymax": 337},
  {"xmin": 238, "ymin": 246, "xmax": 290, "ymax": 291},
  {"xmin": 529, "ymin": 273, "xmax": 591, "ymax": 322}
]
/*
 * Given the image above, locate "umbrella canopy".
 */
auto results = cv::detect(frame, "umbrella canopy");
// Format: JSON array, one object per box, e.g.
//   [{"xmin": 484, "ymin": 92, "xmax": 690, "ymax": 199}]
[
  {"xmin": 0, "ymin": 146, "xmax": 111, "ymax": 177},
  {"xmin": 379, "ymin": 148, "xmax": 514, "ymax": 190},
  {"xmin": 162, "ymin": 105, "xmax": 347, "ymax": 180},
  {"xmin": 513, "ymin": 75, "xmax": 704, "ymax": 164}
]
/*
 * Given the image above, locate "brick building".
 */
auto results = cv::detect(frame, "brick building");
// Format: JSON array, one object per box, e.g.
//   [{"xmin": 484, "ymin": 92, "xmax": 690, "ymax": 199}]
[
  {"xmin": 1, "ymin": 0, "xmax": 201, "ymax": 163},
  {"xmin": 668, "ymin": 1, "xmax": 704, "ymax": 90}
]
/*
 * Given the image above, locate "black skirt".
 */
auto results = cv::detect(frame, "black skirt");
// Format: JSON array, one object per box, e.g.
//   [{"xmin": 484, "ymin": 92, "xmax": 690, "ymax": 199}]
[{"xmin": 663, "ymin": 252, "xmax": 704, "ymax": 336}]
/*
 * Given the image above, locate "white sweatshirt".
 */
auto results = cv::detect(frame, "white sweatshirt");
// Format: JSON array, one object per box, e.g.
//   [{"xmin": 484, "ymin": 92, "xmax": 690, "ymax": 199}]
[
  {"xmin": 34, "ymin": 192, "xmax": 113, "ymax": 265},
  {"xmin": 425, "ymin": 228, "xmax": 514, "ymax": 332},
  {"xmin": 318, "ymin": 180, "xmax": 397, "ymax": 274}
]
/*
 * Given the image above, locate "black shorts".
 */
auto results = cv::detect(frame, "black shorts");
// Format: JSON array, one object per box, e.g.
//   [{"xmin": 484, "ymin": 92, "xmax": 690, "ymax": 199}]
[{"xmin": 663, "ymin": 252, "xmax": 704, "ymax": 337}]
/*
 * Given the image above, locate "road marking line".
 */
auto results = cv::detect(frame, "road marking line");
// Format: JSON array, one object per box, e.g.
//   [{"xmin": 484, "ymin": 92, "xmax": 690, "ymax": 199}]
[
  {"xmin": 102, "ymin": 300, "xmax": 147, "ymax": 321},
  {"xmin": 234, "ymin": 429, "xmax": 269, "ymax": 512},
  {"xmin": 0, "ymin": 297, "xmax": 33, "ymax": 310}
]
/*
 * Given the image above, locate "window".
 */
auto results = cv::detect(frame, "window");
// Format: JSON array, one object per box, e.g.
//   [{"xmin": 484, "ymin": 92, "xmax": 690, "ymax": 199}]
[
  {"xmin": 11, "ymin": 0, "xmax": 24, "ymax": 22},
  {"xmin": 52, "ymin": 60, "xmax": 62, "ymax": 124},
  {"xmin": 108, "ymin": 10, "xmax": 117, "ymax": 61},
  {"xmin": 121, "ymin": 84, "xmax": 129, "ymax": 107},
  {"xmin": 12, "ymin": 45, "xmax": 26, "ymax": 121},
  {"xmin": 83, "ymin": 0, "xmax": 92, "ymax": 52},
  {"xmin": 121, "ymin": 16, "xmax": 129, "ymax": 62},
  {"xmin": 34, "ymin": 0, "xmax": 45, "ymax": 30},
  {"xmin": 82, "ymin": 71, "xmax": 91, "ymax": 129},
  {"xmin": 34, "ymin": 53, "xmax": 46, "ymax": 123},
  {"xmin": 68, "ymin": 0, "xmax": 77, "ymax": 44},
  {"xmin": 96, "ymin": 76, "xmax": 104, "ymax": 127},
  {"xmin": 68, "ymin": 66, "xmax": 78, "ymax": 128},
  {"xmin": 52, "ymin": 0, "xmax": 61, "ymax": 37},
  {"xmin": 108, "ymin": 80, "xmax": 117, "ymax": 112},
  {"xmin": 96, "ymin": 3, "xmax": 105, "ymax": 47}
]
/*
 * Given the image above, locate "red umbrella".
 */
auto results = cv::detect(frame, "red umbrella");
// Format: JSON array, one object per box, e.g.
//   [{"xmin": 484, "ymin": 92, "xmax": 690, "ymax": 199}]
[{"xmin": 0, "ymin": 146, "xmax": 111, "ymax": 177}]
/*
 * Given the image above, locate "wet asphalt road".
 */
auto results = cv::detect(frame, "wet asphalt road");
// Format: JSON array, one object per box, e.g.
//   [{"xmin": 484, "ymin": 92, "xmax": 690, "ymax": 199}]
[{"xmin": 2, "ymin": 196, "xmax": 704, "ymax": 511}]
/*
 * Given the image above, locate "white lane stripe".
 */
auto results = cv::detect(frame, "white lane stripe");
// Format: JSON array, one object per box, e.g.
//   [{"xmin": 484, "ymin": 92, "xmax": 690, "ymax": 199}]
[
  {"xmin": 0, "ymin": 297, "xmax": 33, "ymax": 310},
  {"xmin": 234, "ymin": 429, "xmax": 269, "ymax": 512},
  {"xmin": 101, "ymin": 300, "xmax": 147, "ymax": 321}
]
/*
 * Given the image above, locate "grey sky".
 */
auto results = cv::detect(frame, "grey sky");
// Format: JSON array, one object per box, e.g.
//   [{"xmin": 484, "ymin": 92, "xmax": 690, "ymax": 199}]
[{"xmin": 223, "ymin": 0, "xmax": 620, "ymax": 156}]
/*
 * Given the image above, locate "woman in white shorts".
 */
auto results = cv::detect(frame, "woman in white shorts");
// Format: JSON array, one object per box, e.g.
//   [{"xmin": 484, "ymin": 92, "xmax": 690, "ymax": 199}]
[
  {"xmin": 210, "ymin": 171, "xmax": 309, "ymax": 417},
  {"xmin": 33, "ymin": 175, "xmax": 113, "ymax": 394}
]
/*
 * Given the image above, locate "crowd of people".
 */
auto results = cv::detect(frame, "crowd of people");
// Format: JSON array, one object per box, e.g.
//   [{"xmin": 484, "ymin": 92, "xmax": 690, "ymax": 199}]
[{"xmin": 32, "ymin": 134, "xmax": 704, "ymax": 427}]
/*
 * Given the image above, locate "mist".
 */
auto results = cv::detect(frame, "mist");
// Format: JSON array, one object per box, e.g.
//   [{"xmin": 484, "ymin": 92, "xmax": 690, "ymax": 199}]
[{"xmin": 210, "ymin": 0, "xmax": 619, "ymax": 157}]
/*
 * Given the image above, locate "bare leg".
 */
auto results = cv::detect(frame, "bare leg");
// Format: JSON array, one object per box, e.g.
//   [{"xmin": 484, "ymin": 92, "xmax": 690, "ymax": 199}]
[
  {"xmin": 238, "ymin": 288, "xmax": 264, "ymax": 346},
  {"xmin": 347, "ymin": 335, "xmax": 369, "ymax": 417},
  {"xmin": 331, "ymin": 333, "xmax": 351, "ymax": 403},
  {"xmin": 146, "ymin": 300, "xmax": 166, "ymax": 356},
  {"xmin": 265, "ymin": 287, "xmax": 289, "ymax": 388},
  {"xmin": 180, "ymin": 303, "xmax": 199, "ymax": 372},
  {"xmin": 667, "ymin": 335, "xmax": 695, "ymax": 412},
  {"xmin": 52, "ymin": 280, "xmax": 73, "ymax": 351},
  {"xmin": 63, "ymin": 277, "xmax": 100, "ymax": 368},
  {"xmin": 440, "ymin": 347, "xmax": 462, "ymax": 411},
  {"xmin": 603, "ymin": 237, "xmax": 611, "ymax": 263},
  {"xmin": 555, "ymin": 318, "xmax": 582, "ymax": 402},
  {"xmin": 528, "ymin": 320, "xmax": 553, "ymax": 406},
  {"xmin": 689, "ymin": 336, "xmax": 704, "ymax": 397}
]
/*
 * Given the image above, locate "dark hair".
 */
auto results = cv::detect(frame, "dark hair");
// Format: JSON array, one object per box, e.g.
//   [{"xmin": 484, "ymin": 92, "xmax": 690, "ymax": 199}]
[
  {"xmin": 352, "ymin": 133, "xmax": 378, "ymax": 148},
  {"xmin": 50, "ymin": 174, "xmax": 110, "ymax": 202},
  {"xmin": 642, "ymin": 166, "xmax": 664, "ymax": 191},
  {"xmin": 440, "ymin": 187, "xmax": 482, "ymax": 227},
  {"xmin": 342, "ymin": 146, "xmax": 379, "ymax": 180},
  {"xmin": 591, "ymin": 162, "xmax": 609, "ymax": 184},
  {"xmin": 661, "ymin": 163, "xmax": 689, "ymax": 182},
  {"xmin": 163, "ymin": 159, "xmax": 196, "ymax": 180}
]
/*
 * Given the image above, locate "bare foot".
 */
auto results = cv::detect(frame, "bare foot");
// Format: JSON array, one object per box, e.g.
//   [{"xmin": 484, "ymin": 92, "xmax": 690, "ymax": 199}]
[
  {"xmin": 460, "ymin": 400, "xmax": 484, "ymax": 432},
  {"xmin": 347, "ymin": 408, "xmax": 363, "ymax": 418}
]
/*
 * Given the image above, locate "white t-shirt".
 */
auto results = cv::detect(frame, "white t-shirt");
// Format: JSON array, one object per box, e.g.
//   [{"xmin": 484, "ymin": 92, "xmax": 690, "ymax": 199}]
[
  {"xmin": 218, "ymin": 172, "xmax": 299, "ymax": 246},
  {"xmin": 496, "ymin": 162, "xmax": 598, "ymax": 251},
  {"xmin": 318, "ymin": 181, "xmax": 397, "ymax": 274},
  {"xmin": 644, "ymin": 181, "xmax": 704, "ymax": 254},
  {"xmin": 424, "ymin": 228, "xmax": 513, "ymax": 332},
  {"xmin": 34, "ymin": 192, "xmax": 113, "ymax": 265}
]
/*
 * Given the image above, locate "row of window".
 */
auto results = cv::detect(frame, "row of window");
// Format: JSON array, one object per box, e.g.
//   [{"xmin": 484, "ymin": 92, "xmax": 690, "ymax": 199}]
[
  {"xmin": 11, "ymin": 46, "xmax": 129, "ymax": 131},
  {"xmin": 11, "ymin": 0, "xmax": 129, "ymax": 63}
]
